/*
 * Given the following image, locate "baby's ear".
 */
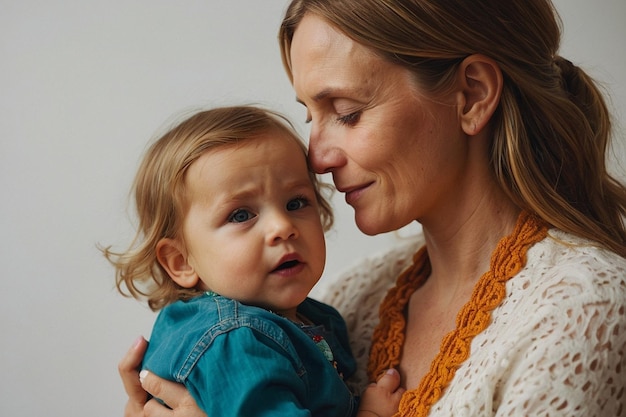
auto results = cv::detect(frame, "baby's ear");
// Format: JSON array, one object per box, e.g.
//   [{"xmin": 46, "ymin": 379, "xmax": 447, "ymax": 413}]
[{"xmin": 156, "ymin": 238, "xmax": 199, "ymax": 288}]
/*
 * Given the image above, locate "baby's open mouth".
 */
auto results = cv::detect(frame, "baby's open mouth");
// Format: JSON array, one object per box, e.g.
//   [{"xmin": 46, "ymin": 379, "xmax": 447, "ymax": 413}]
[{"xmin": 275, "ymin": 260, "xmax": 300, "ymax": 271}]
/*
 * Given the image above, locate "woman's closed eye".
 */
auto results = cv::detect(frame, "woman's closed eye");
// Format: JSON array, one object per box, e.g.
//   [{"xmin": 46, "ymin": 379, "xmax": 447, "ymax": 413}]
[
  {"xmin": 304, "ymin": 110, "xmax": 361, "ymax": 126},
  {"xmin": 336, "ymin": 111, "xmax": 361, "ymax": 126}
]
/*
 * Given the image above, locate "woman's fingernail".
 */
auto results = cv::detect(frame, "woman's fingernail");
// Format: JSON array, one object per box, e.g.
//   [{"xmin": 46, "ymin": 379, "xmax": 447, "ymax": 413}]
[
  {"xmin": 386, "ymin": 368, "xmax": 397, "ymax": 375},
  {"xmin": 139, "ymin": 369, "xmax": 149, "ymax": 384}
]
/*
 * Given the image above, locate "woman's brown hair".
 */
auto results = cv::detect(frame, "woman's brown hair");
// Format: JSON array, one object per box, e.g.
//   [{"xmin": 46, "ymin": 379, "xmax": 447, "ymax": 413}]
[{"xmin": 279, "ymin": 0, "xmax": 626, "ymax": 256}]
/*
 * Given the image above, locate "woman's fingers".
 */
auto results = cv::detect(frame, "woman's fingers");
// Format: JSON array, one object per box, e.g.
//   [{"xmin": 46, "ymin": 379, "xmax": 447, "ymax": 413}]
[
  {"xmin": 143, "ymin": 397, "xmax": 173, "ymax": 417},
  {"xmin": 118, "ymin": 336, "xmax": 205, "ymax": 417},
  {"xmin": 119, "ymin": 337, "xmax": 150, "ymax": 417},
  {"xmin": 140, "ymin": 371, "xmax": 207, "ymax": 417}
]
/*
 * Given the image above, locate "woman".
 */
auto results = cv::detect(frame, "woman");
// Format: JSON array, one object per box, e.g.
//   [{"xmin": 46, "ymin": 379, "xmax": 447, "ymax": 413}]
[{"xmin": 120, "ymin": 0, "xmax": 626, "ymax": 416}]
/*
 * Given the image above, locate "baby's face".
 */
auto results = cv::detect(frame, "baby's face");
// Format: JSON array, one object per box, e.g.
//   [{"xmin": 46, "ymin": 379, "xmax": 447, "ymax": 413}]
[{"xmin": 181, "ymin": 132, "xmax": 326, "ymax": 320}]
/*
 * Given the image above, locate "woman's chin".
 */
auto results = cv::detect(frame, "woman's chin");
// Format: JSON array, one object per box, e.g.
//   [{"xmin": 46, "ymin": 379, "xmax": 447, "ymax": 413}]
[
  {"xmin": 355, "ymin": 211, "xmax": 414, "ymax": 236},
  {"xmin": 354, "ymin": 215, "xmax": 392, "ymax": 236}
]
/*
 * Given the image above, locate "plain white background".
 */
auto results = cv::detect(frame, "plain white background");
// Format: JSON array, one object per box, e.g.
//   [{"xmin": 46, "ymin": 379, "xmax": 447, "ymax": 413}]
[{"xmin": 1, "ymin": 1, "xmax": 624, "ymax": 416}]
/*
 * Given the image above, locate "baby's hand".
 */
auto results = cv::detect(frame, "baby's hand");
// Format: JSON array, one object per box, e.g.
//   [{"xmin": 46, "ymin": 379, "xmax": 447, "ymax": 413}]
[{"xmin": 357, "ymin": 368, "xmax": 405, "ymax": 417}]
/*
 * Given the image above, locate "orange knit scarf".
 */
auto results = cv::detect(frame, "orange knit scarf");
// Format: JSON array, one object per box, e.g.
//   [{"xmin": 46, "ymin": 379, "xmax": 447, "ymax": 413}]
[{"xmin": 367, "ymin": 212, "xmax": 548, "ymax": 417}]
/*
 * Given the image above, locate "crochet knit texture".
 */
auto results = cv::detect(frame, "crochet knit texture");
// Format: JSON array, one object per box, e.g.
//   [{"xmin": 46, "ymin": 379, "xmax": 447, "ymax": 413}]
[
  {"xmin": 368, "ymin": 212, "xmax": 548, "ymax": 417},
  {"xmin": 324, "ymin": 212, "xmax": 626, "ymax": 416}
]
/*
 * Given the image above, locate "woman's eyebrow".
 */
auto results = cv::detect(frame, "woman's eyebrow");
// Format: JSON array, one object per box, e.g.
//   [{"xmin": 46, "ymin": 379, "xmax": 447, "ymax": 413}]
[{"xmin": 296, "ymin": 88, "xmax": 334, "ymax": 106}]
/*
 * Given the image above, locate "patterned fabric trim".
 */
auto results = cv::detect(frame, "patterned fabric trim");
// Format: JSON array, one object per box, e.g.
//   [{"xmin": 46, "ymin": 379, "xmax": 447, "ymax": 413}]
[{"xmin": 367, "ymin": 212, "xmax": 548, "ymax": 417}]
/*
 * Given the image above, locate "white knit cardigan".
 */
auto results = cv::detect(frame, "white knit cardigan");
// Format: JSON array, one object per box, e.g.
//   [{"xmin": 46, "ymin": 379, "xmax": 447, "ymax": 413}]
[{"xmin": 321, "ymin": 230, "xmax": 626, "ymax": 416}]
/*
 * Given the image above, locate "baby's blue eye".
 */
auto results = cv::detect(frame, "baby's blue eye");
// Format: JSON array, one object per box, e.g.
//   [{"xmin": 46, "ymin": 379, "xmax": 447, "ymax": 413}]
[
  {"xmin": 286, "ymin": 197, "xmax": 309, "ymax": 211},
  {"xmin": 228, "ymin": 209, "xmax": 255, "ymax": 223}
]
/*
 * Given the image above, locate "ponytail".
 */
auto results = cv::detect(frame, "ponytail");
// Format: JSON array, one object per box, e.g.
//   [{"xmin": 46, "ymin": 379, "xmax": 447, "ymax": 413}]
[{"xmin": 494, "ymin": 55, "xmax": 626, "ymax": 256}]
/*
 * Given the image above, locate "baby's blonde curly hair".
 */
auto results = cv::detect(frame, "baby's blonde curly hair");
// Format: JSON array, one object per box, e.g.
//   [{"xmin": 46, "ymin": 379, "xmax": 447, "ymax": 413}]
[{"xmin": 102, "ymin": 106, "xmax": 334, "ymax": 311}]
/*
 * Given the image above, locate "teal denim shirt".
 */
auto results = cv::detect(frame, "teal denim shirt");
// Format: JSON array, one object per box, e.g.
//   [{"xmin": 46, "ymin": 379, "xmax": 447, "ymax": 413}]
[{"xmin": 143, "ymin": 294, "xmax": 358, "ymax": 417}]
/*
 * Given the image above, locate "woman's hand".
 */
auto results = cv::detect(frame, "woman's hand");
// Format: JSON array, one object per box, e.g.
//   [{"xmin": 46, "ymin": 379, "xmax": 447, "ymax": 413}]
[
  {"xmin": 119, "ymin": 337, "xmax": 207, "ymax": 417},
  {"xmin": 119, "ymin": 337, "xmax": 149, "ymax": 417}
]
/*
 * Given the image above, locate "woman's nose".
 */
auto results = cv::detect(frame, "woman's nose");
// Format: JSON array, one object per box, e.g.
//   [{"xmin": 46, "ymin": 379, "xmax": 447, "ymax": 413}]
[{"xmin": 309, "ymin": 123, "xmax": 348, "ymax": 174}]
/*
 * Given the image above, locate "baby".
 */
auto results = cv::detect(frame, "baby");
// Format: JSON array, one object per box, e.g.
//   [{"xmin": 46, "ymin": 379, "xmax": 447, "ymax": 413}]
[{"xmin": 103, "ymin": 105, "xmax": 403, "ymax": 416}]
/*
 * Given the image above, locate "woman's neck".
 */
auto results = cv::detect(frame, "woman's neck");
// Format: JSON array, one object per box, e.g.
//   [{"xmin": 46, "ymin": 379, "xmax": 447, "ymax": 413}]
[{"xmin": 421, "ymin": 192, "xmax": 520, "ymax": 292}]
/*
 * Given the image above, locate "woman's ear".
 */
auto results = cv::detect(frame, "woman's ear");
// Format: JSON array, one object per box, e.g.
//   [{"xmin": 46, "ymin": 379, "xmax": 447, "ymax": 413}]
[
  {"xmin": 456, "ymin": 54, "xmax": 503, "ymax": 136},
  {"xmin": 156, "ymin": 238, "xmax": 199, "ymax": 288}
]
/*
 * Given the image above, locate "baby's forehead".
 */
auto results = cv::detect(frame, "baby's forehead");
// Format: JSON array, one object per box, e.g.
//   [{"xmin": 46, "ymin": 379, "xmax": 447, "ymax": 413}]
[
  {"xmin": 187, "ymin": 131, "xmax": 310, "ymax": 181},
  {"xmin": 222, "ymin": 130, "xmax": 308, "ymax": 161},
  {"xmin": 253, "ymin": 128, "xmax": 307, "ymax": 150},
  {"xmin": 184, "ymin": 151, "xmax": 315, "ymax": 211}
]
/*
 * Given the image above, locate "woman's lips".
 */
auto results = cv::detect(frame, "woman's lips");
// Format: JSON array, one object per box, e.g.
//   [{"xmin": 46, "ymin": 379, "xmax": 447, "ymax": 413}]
[{"xmin": 342, "ymin": 183, "xmax": 372, "ymax": 206}]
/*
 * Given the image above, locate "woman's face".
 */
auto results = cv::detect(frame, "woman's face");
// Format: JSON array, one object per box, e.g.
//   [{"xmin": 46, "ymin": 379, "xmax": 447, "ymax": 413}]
[{"xmin": 290, "ymin": 14, "xmax": 467, "ymax": 235}]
